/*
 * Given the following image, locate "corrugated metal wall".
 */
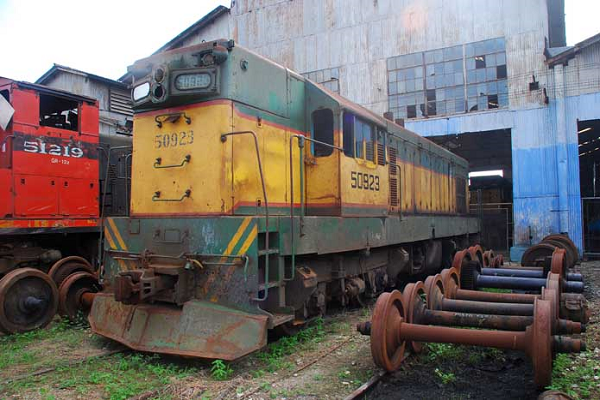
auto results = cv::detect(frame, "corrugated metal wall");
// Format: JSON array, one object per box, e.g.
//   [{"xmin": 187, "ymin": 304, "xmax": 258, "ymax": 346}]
[{"xmin": 181, "ymin": 0, "xmax": 600, "ymax": 255}]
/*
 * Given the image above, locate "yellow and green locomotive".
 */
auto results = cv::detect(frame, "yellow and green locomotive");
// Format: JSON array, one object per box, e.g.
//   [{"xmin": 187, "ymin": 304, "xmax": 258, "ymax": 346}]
[{"xmin": 88, "ymin": 39, "xmax": 478, "ymax": 360}]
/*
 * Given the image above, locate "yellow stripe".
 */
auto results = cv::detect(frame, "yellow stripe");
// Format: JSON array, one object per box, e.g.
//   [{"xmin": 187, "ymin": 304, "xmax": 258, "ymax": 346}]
[
  {"xmin": 107, "ymin": 218, "xmax": 128, "ymax": 251},
  {"xmin": 222, "ymin": 217, "xmax": 252, "ymax": 256},
  {"xmin": 104, "ymin": 226, "xmax": 118, "ymax": 250},
  {"xmin": 104, "ymin": 226, "xmax": 128, "ymax": 270},
  {"xmin": 237, "ymin": 225, "xmax": 258, "ymax": 255}
]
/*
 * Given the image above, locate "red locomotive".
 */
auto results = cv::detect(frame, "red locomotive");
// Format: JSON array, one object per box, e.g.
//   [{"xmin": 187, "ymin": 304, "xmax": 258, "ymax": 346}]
[{"xmin": 0, "ymin": 77, "xmax": 130, "ymax": 334}]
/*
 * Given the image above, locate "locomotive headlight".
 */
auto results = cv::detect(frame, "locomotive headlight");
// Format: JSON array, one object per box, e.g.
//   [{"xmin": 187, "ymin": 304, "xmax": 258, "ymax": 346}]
[
  {"xmin": 132, "ymin": 82, "xmax": 150, "ymax": 101},
  {"xmin": 174, "ymin": 73, "xmax": 212, "ymax": 90}
]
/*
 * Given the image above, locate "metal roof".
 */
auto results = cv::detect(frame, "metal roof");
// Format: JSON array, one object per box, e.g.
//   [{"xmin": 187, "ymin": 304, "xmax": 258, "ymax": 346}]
[
  {"xmin": 546, "ymin": 32, "xmax": 600, "ymax": 66},
  {"xmin": 36, "ymin": 63, "xmax": 127, "ymax": 88},
  {"xmin": 0, "ymin": 77, "xmax": 97, "ymax": 104}
]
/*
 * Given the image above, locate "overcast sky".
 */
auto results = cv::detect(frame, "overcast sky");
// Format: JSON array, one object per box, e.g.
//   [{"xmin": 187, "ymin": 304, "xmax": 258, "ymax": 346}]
[{"xmin": 0, "ymin": 0, "xmax": 597, "ymax": 83}]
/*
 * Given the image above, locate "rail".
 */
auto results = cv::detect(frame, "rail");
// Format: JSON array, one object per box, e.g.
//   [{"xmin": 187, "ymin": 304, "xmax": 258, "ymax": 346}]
[
  {"xmin": 288, "ymin": 134, "xmax": 343, "ymax": 281},
  {"xmin": 220, "ymin": 130, "xmax": 270, "ymax": 301}
]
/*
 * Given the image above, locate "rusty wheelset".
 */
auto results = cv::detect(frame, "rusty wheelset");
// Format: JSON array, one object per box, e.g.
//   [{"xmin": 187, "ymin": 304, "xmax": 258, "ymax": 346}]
[
  {"xmin": 358, "ymin": 290, "xmax": 585, "ymax": 388},
  {"xmin": 358, "ymin": 241, "xmax": 587, "ymax": 389}
]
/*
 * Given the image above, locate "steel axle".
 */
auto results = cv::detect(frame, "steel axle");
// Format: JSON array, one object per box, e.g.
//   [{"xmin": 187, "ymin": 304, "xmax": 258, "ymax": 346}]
[{"xmin": 361, "ymin": 290, "xmax": 584, "ymax": 388}]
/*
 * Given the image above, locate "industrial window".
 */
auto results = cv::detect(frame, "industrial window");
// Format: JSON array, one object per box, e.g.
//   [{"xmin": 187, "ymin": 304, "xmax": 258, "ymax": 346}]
[
  {"xmin": 39, "ymin": 94, "xmax": 78, "ymax": 131},
  {"xmin": 342, "ymin": 112, "xmax": 375, "ymax": 162},
  {"xmin": 387, "ymin": 37, "xmax": 507, "ymax": 120},
  {"xmin": 302, "ymin": 67, "xmax": 340, "ymax": 93},
  {"xmin": 311, "ymin": 109, "xmax": 334, "ymax": 157}
]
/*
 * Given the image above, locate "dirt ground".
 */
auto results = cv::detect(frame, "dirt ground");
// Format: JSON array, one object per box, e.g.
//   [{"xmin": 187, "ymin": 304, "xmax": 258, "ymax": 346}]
[{"xmin": 1, "ymin": 261, "xmax": 598, "ymax": 400}]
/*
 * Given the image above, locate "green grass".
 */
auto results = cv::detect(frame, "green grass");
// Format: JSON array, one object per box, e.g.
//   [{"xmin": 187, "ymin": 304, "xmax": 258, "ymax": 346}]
[
  {"xmin": 255, "ymin": 317, "xmax": 325, "ymax": 373},
  {"xmin": 434, "ymin": 368, "xmax": 456, "ymax": 385},
  {"xmin": 547, "ymin": 352, "xmax": 600, "ymax": 399},
  {"xmin": 210, "ymin": 359, "xmax": 233, "ymax": 380},
  {"xmin": 1, "ymin": 352, "xmax": 198, "ymax": 399},
  {"xmin": 0, "ymin": 318, "xmax": 88, "ymax": 370},
  {"xmin": 480, "ymin": 288, "xmax": 512, "ymax": 293},
  {"xmin": 424, "ymin": 343, "xmax": 465, "ymax": 362}
]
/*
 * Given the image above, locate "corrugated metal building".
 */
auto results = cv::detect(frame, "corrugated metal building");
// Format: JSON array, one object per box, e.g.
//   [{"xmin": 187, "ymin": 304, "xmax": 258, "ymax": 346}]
[{"xmin": 138, "ymin": 1, "xmax": 600, "ymax": 258}]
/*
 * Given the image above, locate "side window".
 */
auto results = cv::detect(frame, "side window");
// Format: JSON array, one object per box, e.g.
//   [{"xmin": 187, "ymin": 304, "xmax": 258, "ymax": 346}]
[
  {"xmin": 360, "ymin": 119, "xmax": 375, "ymax": 162},
  {"xmin": 355, "ymin": 119, "xmax": 364, "ymax": 158},
  {"xmin": 343, "ymin": 112, "xmax": 355, "ymax": 157},
  {"xmin": 311, "ymin": 109, "xmax": 334, "ymax": 157},
  {"xmin": 39, "ymin": 94, "xmax": 78, "ymax": 131},
  {"xmin": 342, "ymin": 112, "xmax": 376, "ymax": 162}
]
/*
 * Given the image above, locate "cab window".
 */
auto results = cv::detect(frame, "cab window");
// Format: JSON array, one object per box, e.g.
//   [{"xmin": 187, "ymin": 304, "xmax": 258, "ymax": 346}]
[
  {"xmin": 342, "ymin": 112, "xmax": 375, "ymax": 162},
  {"xmin": 311, "ymin": 109, "xmax": 334, "ymax": 157}
]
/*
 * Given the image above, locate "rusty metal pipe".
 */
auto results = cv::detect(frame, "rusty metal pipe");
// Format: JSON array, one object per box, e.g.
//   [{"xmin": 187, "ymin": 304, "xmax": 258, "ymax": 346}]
[
  {"xmin": 442, "ymin": 298, "xmax": 534, "ymax": 316},
  {"xmin": 422, "ymin": 309, "xmax": 533, "ymax": 331},
  {"xmin": 455, "ymin": 289, "xmax": 539, "ymax": 304},
  {"xmin": 400, "ymin": 322, "xmax": 529, "ymax": 351}
]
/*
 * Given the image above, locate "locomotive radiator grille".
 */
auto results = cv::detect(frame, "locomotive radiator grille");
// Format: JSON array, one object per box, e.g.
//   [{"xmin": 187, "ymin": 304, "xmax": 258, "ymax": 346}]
[{"xmin": 388, "ymin": 146, "xmax": 398, "ymax": 207}]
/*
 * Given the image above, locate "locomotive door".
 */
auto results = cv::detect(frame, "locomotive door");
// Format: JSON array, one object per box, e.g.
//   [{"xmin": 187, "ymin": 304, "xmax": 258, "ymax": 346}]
[{"xmin": 304, "ymin": 82, "xmax": 341, "ymax": 216}]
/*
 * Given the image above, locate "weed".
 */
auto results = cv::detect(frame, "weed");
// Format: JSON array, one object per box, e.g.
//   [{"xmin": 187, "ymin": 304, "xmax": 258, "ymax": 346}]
[
  {"xmin": 547, "ymin": 352, "xmax": 599, "ymax": 399},
  {"xmin": 256, "ymin": 317, "xmax": 325, "ymax": 373},
  {"xmin": 434, "ymin": 368, "xmax": 456, "ymax": 385},
  {"xmin": 210, "ymin": 359, "xmax": 233, "ymax": 381},
  {"xmin": 425, "ymin": 343, "xmax": 464, "ymax": 362},
  {"xmin": 3, "ymin": 352, "xmax": 197, "ymax": 399}
]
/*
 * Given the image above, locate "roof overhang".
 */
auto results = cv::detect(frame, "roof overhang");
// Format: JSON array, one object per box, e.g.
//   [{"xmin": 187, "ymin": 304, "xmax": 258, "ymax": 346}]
[{"xmin": 546, "ymin": 32, "xmax": 600, "ymax": 67}]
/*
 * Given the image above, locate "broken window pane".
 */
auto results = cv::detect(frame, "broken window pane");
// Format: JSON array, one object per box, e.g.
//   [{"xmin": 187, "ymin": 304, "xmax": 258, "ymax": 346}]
[
  {"xmin": 475, "ymin": 56, "xmax": 486, "ymax": 69},
  {"xmin": 39, "ymin": 94, "xmax": 78, "ymax": 131}
]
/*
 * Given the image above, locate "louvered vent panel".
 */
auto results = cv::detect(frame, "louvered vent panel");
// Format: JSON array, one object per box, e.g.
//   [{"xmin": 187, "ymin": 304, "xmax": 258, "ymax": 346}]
[
  {"xmin": 377, "ymin": 143, "xmax": 385, "ymax": 166},
  {"xmin": 110, "ymin": 89, "xmax": 133, "ymax": 116},
  {"xmin": 390, "ymin": 178, "xmax": 398, "ymax": 206},
  {"xmin": 388, "ymin": 146, "xmax": 398, "ymax": 206},
  {"xmin": 365, "ymin": 142, "xmax": 375, "ymax": 162}
]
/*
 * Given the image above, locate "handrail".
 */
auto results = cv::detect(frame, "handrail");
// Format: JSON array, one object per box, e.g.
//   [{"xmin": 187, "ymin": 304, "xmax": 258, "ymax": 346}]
[
  {"xmin": 220, "ymin": 130, "xmax": 270, "ymax": 301},
  {"xmin": 154, "ymin": 112, "xmax": 191, "ymax": 128},
  {"xmin": 288, "ymin": 134, "xmax": 343, "ymax": 281},
  {"xmin": 152, "ymin": 189, "xmax": 191, "ymax": 202},
  {"xmin": 154, "ymin": 154, "xmax": 191, "ymax": 169}
]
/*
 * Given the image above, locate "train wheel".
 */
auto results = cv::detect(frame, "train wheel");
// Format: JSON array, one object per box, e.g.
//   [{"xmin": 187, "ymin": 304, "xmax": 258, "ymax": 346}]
[
  {"xmin": 48, "ymin": 256, "xmax": 95, "ymax": 288},
  {"xmin": 521, "ymin": 243, "xmax": 556, "ymax": 267},
  {"xmin": 370, "ymin": 290, "xmax": 406, "ymax": 371},
  {"xmin": 58, "ymin": 272, "xmax": 101, "ymax": 322},
  {"xmin": 0, "ymin": 268, "xmax": 59, "ymax": 334},
  {"xmin": 541, "ymin": 234, "xmax": 579, "ymax": 266}
]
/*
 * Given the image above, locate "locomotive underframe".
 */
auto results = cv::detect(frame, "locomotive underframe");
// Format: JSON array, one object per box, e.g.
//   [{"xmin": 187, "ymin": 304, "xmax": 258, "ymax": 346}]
[{"xmin": 90, "ymin": 214, "xmax": 479, "ymax": 360}]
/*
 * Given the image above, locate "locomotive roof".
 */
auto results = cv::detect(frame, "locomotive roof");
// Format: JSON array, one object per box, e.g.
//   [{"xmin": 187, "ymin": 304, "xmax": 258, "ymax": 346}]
[
  {"xmin": 127, "ymin": 40, "xmax": 467, "ymax": 168},
  {"xmin": 0, "ymin": 77, "xmax": 97, "ymax": 104}
]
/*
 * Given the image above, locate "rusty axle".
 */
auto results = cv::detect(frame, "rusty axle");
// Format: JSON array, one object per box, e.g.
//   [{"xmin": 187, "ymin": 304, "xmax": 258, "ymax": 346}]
[{"xmin": 365, "ymin": 290, "xmax": 584, "ymax": 388}]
